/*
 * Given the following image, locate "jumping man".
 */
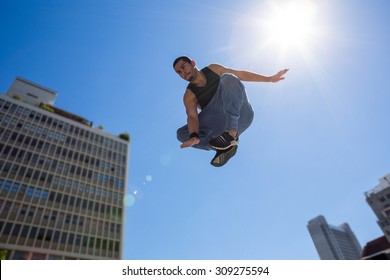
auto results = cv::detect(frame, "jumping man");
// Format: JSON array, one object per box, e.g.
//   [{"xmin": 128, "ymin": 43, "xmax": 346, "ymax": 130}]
[{"xmin": 174, "ymin": 56, "xmax": 288, "ymax": 167}]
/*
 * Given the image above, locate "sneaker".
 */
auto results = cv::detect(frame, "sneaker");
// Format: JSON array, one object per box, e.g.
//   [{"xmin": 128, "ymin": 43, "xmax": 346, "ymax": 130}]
[
  {"xmin": 210, "ymin": 145, "xmax": 238, "ymax": 167},
  {"xmin": 209, "ymin": 131, "xmax": 239, "ymax": 150}
]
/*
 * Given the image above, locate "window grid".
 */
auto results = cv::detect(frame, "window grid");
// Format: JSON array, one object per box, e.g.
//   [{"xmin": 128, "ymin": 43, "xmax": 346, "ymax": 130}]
[{"xmin": 0, "ymin": 97, "xmax": 127, "ymax": 259}]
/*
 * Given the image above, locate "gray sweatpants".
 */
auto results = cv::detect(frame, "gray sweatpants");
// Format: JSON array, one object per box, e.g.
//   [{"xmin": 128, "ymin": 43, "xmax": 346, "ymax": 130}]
[{"xmin": 177, "ymin": 74, "xmax": 254, "ymax": 151}]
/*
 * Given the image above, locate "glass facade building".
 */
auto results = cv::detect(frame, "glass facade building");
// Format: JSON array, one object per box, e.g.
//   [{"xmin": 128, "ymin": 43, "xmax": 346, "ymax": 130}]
[
  {"xmin": 0, "ymin": 77, "xmax": 129, "ymax": 260},
  {"xmin": 307, "ymin": 215, "xmax": 362, "ymax": 260}
]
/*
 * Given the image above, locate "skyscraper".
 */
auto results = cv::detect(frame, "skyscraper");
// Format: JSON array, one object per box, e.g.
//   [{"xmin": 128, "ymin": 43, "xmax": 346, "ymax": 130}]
[
  {"xmin": 0, "ymin": 77, "xmax": 129, "ymax": 260},
  {"xmin": 365, "ymin": 173, "xmax": 390, "ymax": 243},
  {"xmin": 307, "ymin": 215, "xmax": 362, "ymax": 260}
]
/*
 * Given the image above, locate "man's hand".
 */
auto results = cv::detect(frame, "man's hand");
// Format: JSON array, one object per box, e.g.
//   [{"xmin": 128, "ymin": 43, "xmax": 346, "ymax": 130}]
[
  {"xmin": 180, "ymin": 137, "xmax": 200, "ymax": 148},
  {"xmin": 270, "ymin": 69, "xmax": 289, "ymax": 83}
]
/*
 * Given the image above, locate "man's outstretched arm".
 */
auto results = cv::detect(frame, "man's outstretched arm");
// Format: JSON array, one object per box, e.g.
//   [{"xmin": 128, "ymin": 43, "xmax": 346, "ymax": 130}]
[{"xmin": 208, "ymin": 63, "xmax": 289, "ymax": 83}]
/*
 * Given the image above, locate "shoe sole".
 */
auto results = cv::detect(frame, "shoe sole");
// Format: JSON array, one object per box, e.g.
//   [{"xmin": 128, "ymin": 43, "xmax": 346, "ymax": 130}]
[
  {"xmin": 210, "ymin": 145, "xmax": 238, "ymax": 167},
  {"xmin": 210, "ymin": 140, "xmax": 239, "ymax": 150}
]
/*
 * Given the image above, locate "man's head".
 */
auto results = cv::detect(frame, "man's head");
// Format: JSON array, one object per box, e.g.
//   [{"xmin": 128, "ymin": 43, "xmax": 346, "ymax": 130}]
[
  {"xmin": 173, "ymin": 56, "xmax": 197, "ymax": 82},
  {"xmin": 173, "ymin": 56, "xmax": 192, "ymax": 68}
]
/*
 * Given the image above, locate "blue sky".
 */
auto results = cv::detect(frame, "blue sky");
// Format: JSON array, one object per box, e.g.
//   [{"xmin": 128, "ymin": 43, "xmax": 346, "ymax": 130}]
[{"xmin": 1, "ymin": 0, "xmax": 390, "ymax": 259}]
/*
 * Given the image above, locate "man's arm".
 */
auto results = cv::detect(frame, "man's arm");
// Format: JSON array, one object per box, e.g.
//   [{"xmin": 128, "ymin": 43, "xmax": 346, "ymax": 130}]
[
  {"xmin": 208, "ymin": 63, "xmax": 288, "ymax": 83},
  {"xmin": 180, "ymin": 89, "xmax": 200, "ymax": 148}
]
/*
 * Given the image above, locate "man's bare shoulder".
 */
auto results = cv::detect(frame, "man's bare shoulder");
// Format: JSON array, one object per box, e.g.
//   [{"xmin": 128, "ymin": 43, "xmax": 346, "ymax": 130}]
[
  {"xmin": 183, "ymin": 88, "xmax": 196, "ymax": 103},
  {"xmin": 207, "ymin": 63, "xmax": 227, "ymax": 75}
]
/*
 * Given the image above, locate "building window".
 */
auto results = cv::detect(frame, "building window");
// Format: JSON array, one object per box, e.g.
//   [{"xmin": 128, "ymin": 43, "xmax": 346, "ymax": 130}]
[
  {"xmin": 20, "ymin": 225, "xmax": 30, "ymax": 238},
  {"xmin": 48, "ymin": 255, "xmax": 62, "ymax": 260},
  {"xmin": 2, "ymin": 222, "xmax": 13, "ymax": 235},
  {"xmin": 3, "ymin": 181, "xmax": 11, "ymax": 191},
  {"xmin": 383, "ymin": 207, "xmax": 390, "ymax": 218},
  {"xmin": 12, "ymin": 251, "xmax": 28, "ymax": 260},
  {"xmin": 31, "ymin": 253, "xmax": 46, "ymax": 260},
  {"xmin": 29, "ymin": 227, "xmax": 38, "ymax": 239},
  {"xmin": 27, "ymin": 93, "xmax": 39, "ymax": 99},
  {"xmin": 11, "ymin": 224, "xmax": 21, "ymax": 237}
]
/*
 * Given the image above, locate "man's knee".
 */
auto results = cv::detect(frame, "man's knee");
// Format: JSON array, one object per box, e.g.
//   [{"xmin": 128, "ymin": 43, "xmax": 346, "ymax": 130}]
[
  {"xmin": 220, "ymin": 73, "xmax": 240, "ymax": 86},
  {"xmin": 220, "ymin": 74, "xmax": 245, "ymax": 94}
]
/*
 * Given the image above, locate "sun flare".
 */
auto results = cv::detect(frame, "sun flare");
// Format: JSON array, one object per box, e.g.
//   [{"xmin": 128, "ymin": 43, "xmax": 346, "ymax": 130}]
[
  {"xmin": 227, "ymin": 0, "xmax": 324, "ymax": 66},
  {"xmin": 263, "ymin": 0, "xmax": 317, "ymax": 51}
]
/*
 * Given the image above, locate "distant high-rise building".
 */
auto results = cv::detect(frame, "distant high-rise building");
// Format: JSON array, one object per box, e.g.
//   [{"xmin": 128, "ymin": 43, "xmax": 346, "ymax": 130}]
[
  {"xmin": 365, "ymin": 173, "xmax": 390, "ymax": 244},
  {"xmin": 307, "ymin": 215, "xmax": 362, "ymax": 260},
  {"xmin": 0, "ymin": 77, "xmax": 130, "ymax": 260}
]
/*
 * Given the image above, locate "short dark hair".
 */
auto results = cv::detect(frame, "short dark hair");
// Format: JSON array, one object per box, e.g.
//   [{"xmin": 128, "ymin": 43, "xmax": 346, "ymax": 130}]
[{"xmin": 173, "ymin": 56, "xmax": 192, "ymax": 68}]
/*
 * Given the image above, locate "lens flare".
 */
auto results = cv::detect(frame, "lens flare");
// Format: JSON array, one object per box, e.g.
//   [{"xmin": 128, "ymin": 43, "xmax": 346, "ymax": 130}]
[{"xmin": 124, "ymin": 194, "xmax": 136, "ymax": 207}]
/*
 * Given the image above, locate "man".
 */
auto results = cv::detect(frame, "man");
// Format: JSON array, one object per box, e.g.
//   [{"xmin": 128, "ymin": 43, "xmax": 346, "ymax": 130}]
[{"xmin": 174, "ymin": 56, "xmax": 288, "ymax": 167}]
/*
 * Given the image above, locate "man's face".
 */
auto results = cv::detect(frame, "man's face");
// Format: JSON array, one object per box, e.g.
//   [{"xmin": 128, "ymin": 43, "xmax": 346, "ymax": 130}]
[{"xmin": 174, "ymin": 59, "xmax": 195, "ymax": 82}]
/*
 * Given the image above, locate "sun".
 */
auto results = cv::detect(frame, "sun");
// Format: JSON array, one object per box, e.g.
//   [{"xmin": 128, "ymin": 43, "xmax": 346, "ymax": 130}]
[
  {"xmin": 227, "ymin": 0, "xmax": 323, "ymax": 65},
  {"xmin": 262, "ymin": 0, "xmax": 318, "ymax": 51}
]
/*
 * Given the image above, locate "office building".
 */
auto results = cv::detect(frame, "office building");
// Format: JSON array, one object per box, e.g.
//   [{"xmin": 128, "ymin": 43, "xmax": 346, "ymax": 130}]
[
  {"xmin": 0, "ymin": 77, "xmax": 129, "ymax": 259},
  {"xmin": 307, "ymin": 215, "xmax": 362, "ymax": 260},
  {"xmin": 365, "ymin": 173, "xmax": 390, "ymax": 243},
  {"xmin": 361, "ymin": 173, "xmax": 390, "ymax": 259}
]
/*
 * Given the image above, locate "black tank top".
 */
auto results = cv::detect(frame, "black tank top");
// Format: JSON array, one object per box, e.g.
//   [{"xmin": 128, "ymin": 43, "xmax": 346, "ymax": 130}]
[{"xmin": 187, "ymin": 67, "xmax": 220, "ymax": 109}]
